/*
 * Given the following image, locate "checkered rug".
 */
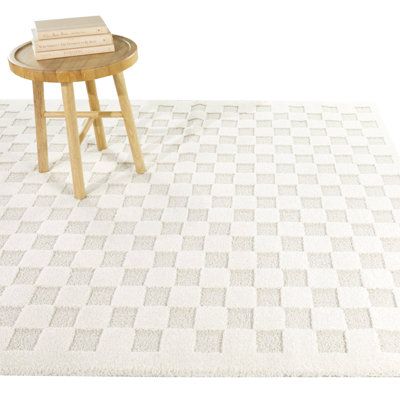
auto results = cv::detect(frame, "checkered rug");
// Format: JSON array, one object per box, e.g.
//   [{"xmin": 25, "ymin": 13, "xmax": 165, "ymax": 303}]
[{"xmin": 0, "ymin": 100, "xmax": 400, "ymax": 376}]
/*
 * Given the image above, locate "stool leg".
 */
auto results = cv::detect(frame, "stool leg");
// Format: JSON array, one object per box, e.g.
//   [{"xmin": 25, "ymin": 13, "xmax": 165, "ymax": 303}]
[
  {"xmin": 113, "ymin": 72, "xmax": 146, "ymax": 174},
  {"xmin": 32, "ymin": 81, "xmax": 49, "ymax": 172},
  {"xmin": 85, "ymin": 80, "xmax": 107, "ymax": 150},
  {"xmin": 61, "ymin": 82, "xmax": 86, "ymax": 199}
]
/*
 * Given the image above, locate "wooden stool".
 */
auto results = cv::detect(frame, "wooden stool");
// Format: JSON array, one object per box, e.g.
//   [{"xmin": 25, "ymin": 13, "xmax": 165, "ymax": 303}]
[{"xmin": 8, "ymin": 35, "xmax": 145, "ymax": 199}]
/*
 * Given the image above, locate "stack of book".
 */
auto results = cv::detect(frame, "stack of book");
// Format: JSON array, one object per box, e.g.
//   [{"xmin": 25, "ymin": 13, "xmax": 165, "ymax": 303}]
[{"xmin": 32, "ymin": 16, "xmax": 115, "ymax": 60}]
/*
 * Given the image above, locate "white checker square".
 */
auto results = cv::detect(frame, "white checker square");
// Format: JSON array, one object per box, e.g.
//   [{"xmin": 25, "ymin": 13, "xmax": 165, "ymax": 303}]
[
  {"xmin": 195, "ymin": 307, "xmax": 228, "ymax": 329},
  {"xmin": 254, "ymin": 269, "xmax": 284, "ymax": 288},
  {"xmin": 303, "ymin": 236, "xmax": 332, "ymax": 253},
  {"xmin": 225, "ymin": 287, "xmax": 257, "ymax": 308},
  {"xmin": 90, "ymin": 268, "xmax": 124, "ymax": 287},
  {"xmin": 279, "ymin": 252, "xmax": 308, "ymax": 270},
  {"xmin": 111, "ymin": 287, "xmax": 146, "ymax": 307},
  {"xmin": 281, "ymin": 287, "xmax": 313, "ymax": 307},
  {"xmin": 72, "ymin": 251, "xmax": 104, "ymax": 268},
  {"xmin": 200, "ymin": 269, "xmax": 230, "ymax": 287},
  {"xmin": 15, "ymin": 305, "xmax": 53, "ymax": 328},
  {"xmin": 331, "ymin": 252, "xmax": 362, "ymax": 270},
  {"xmin": 283, "ymin": 329, "xmax": 317, "ymax": 354},
  {"xmin": 175, "ymin": 251, "xmax": 204, "ymax": 269},
  {"xmin": 345, "ymin": 329, "xmax": 380, "ymax": 354},
  {"xmin": 34, "ymin": 327, "xmax": 75, "ymax": 352},
  {"xmin": 55, "ymin": 286, "xmax": 91, "ymax": 306},
  {"xmin": 168, "ymin": 287, "xmax": 201, "ymax": 307},
  {"xmin": 312, "ymin": 308, "xmax": 346, "ymax": 330},
  {"xmin": 370, "ymin": 308, "xmax": 400, "ymax": 330},
  {"xmin": 35, "ymin": 267, "xmax": 70, "ymax": 286},
  {"xmin": 96, "ymin": 328, "xmax": 135, "ymax": 353},
  {"xmin": 134, "ymin": 306, "xmax": 169, "ymax": 329},
  {"xmin": 223, "ymin": 329, "xmax": 256, "ymax": 354},
  {"xmin": 308, "ymin": 270, "xmax": 339, "ymax": 288},
  {"xmin": 337, "ymin": 287, "xmax": 370, "ymax": 308},
  {"xmin": 0, "ymin": 285, "xmax": 35, "ymax": 306},
  {"xmin": 103, "ymin": 235, "xmax": 134, "ymax": 251},
  {"xmin": 74, "ymin": 306, "xmax": 112, "ymax": 328},
  {"xmin": 254, "ymin": 307, "xmax": 285, "ymax": 330},
  {"xmin": 145, "ymin": 268, "xmax": 177, "ymax": 287},
  {"xmin": 160, "ymin": 329, "xmax": 196, "ymax": 354},
  {"xmin": 228, "ymin": 251, "xmax": 257, "ymax": 269},
  {"xmin": 123, "ymin": 251, "xmax": 155, "ymax": 269},
  {"xmin": 361, "ymin": 270, "xmax": 394, "ymax": 288}
]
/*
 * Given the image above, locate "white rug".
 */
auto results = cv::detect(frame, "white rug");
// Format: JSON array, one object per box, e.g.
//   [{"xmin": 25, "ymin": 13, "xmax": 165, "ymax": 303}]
[{"xmin": 0, "ymin": 100, "xmax": 400, "ymax": 376}]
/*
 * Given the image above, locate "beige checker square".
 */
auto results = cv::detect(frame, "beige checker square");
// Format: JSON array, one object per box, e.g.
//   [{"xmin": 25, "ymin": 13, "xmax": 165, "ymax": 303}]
[
  {"xmin": 0, "ymin": 307, "xmax": 22, "ymax": 327},
  {"xmin": 337, "ymin": 270, "xmax": 362, "ymax": 287},
  {"xmin": 344, "ymin": 308, "xmax": 372, "ymax": 329},
  {"xmin": 168, "ymin": 307, "xmax": 196, "ymax": 328},
  {"xmin": 360, "ymin": 253, "xmax": 385, "ymax": 269},
  {"xmin": 230, "ymin": 270, "xmax": 254, "ymax": 286},
  {"xmin": 144, "ymin": 287, "xmax": 171, "ymax": 306},
  {"xmin": 132, "ymin": 329, "xmax": 162, "ymax": 352},
  {"xmin": 378, "ymin": 330, "xmax": 400, "ymax": 353},
  {"xmin": 256, "ymin": 330, "xmax": 283, "ymax": 353},
  {"xmin": 316, "ymin": 330, "xmax": 347, "ymax": 353},
  {"xmin": 122, "ymin": 269, "xmax": 148, "ymax": 286},
  {"xmin": 227, "ymin": 308, "xmax": 253, "ymax": 329},
  {"xmin": 109, "ymin": 307, "xmax": 137, "ymax": 328},
  {"xmin": 257, "ymin": 288, "xmax": 281, "ymax": 306},
  {"xmin": 30, "ymin": 287, "xmax": 60, "ymax": 305},
  {"xmin": 7, "ymin": 328, "xmax": 42, "ymax": 351},
  {"xmin": 175, "ymin": 269, "xmax": 201, "ymax": 286},
  {"xmin": 368, "ymin": 289, "xmax": 396, "ymax": 307},
  {"xmin": 69, "ymin": 329, "xmax": 102, "ymax": 351},
  {"xmin": 285, "ymin": 308, "xmax": 311, "ymax": 329},
  {"xmin": 195, "ymin": 330, "xmax": 223, "ymax": 353},
  {"xmin": 312, "ymin": 288, "xmax": 338, "ymax": 306},
  {"xmin": 87, "ymin": 287, "xmax": 115, "ymax": 306},
  {"xmin": 50, "ymin": 307, "xmax": 79, "ymax": 328},
  {"xmin": 284, "ymin": 270, "xmax": 308, "ymax": 287}
]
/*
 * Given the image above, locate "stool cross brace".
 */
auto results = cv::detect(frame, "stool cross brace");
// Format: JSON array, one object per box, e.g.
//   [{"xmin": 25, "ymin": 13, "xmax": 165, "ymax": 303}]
[{"xmin": 32, "ymin": 72, "xmax": 145, "ymax": 199}]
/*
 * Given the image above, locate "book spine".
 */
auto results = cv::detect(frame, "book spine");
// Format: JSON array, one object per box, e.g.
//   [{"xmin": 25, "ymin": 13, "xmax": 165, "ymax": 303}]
[
  {"xmin": 33, "ymin": 44, "xmax": 115, "ymax": 60},
  {"xmin": 34, "ymin": 33, "xmax": 113, "ymax": 52},
  {"xmin": 36, "ymin": 25, "xmax": 109, "ymax": 40}
]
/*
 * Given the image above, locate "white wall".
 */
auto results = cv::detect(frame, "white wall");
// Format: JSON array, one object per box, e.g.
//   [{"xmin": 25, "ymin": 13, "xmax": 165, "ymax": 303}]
[
  {"xmin": 1, "ymin": 0, "xmax": 400, "ymax": 143},
  {"xmin": 1, "ymin": 0, "xmax": 399, "ymax": 151}
]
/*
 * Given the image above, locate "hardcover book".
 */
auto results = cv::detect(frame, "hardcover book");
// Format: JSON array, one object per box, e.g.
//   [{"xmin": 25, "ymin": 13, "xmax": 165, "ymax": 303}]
[
  {"xmin": 32, "ymin": 44, "xmax": 115, "ymax": 60},
  {"xmin": 32, "ymin": 31, "xmax": 113, "ymax": 51},
  {"xmin": 34, "ymin": 16, "xmax": 108, "ymax": 40}
]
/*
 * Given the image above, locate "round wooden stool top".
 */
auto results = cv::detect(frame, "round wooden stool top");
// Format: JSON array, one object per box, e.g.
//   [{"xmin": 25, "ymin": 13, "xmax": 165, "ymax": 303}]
[{"xmin": 8, "ymin": 35, "xmax": 138, "ymax": 83}]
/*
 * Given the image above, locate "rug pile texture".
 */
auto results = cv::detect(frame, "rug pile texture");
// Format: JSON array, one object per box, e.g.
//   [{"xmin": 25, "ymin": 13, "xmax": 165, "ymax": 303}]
[{"xmin": 0, "ymin": 100, "xmax": 400, "ymax": 376}]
